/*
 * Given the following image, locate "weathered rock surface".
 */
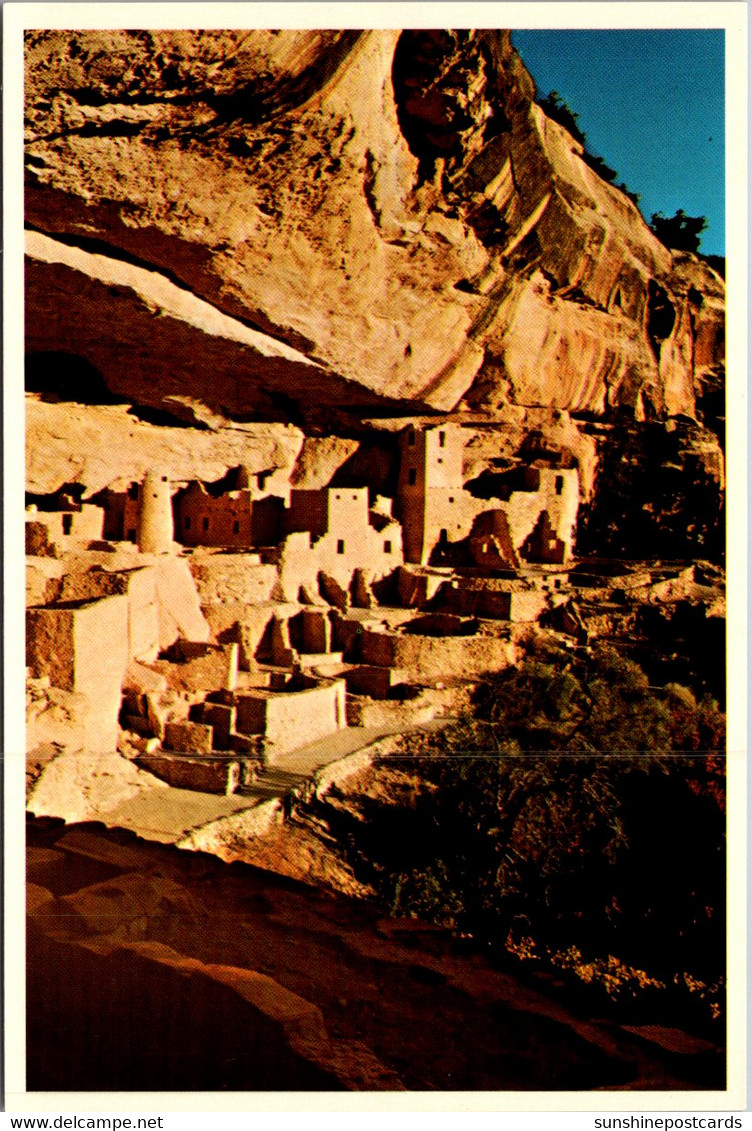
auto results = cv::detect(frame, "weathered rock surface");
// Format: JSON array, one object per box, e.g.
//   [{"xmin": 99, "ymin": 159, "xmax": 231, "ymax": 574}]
[
  {"xmin": 26, "ymin": 395, "xmax": 303, "ymax": 497},
  {"xmin": 26, "ymin": 749, "xmax": 170, "ymax": 824},
  {"xmin": 25, "ymin": 29, "xmax": 724, "ymax": 424},
  {"xmin": 27, "ymin": 816, "xmax": 720, "ymax": 1091}
]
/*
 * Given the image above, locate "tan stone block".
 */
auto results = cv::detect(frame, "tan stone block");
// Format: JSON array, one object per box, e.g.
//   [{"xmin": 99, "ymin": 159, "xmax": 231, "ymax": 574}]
[
  {"xmin": 152, "ymin": 557, "xmax": 210, "ymax": 649},
  {"xmin": 123, "ymin": 660, "xmax": 169, "ymax": 696},
  {"xmin": 202, "ymin": 702, "xmax": 236, "ymax": 750},
  {"xmin": 163, "ymin": 720, "xmax": 214, "ymax": 754}
]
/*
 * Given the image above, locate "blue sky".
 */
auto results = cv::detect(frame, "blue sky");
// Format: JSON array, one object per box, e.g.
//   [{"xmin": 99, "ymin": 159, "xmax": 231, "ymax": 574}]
[{"xmin": 511, "ymin": 30, "xmax": 725, "ymax": 256}]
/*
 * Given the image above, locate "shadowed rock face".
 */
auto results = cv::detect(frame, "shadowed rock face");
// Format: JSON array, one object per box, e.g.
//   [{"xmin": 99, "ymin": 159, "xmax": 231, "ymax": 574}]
[
  {"xmin": 27, "ymin": 818, "xmax": 723, "ymax": 1092},
  {"xmin": 25, "ymin": 29, "xmax": 724, "ymax": 426}
]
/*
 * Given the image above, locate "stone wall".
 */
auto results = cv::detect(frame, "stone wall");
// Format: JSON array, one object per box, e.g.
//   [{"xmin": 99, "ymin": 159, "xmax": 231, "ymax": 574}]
[
  {"xmin": 57, "ymin": 566, "xmax": 160, "ymax": 663},
  {"xmin": 26, "ymin": 595, "xmax": 129, "ymax": 751},
  {"xmin": 151, "ymin": 558, "xmax": 211, "ymax": 648},
  {"xmin": 190, "ymin": 555, "xmax": 278, "ymax": 606},
  {"xmin": 345, "ymin": 694, "xmax": 436, "ymax": 729},
  {"xmin": 505, "ymin": 467, "xmax": 580, "ymax": 563},
  {"xmin": 286, "ymin": 491, "xmax": 330, "ymax": 538},
  {"xmin": 343, "ymin": 665, "xmax": 407, "ymax": 699},
  {"xmin": 274, "ymin": 522, "xmax": 402, "ymax": 603},
  {"xmin": 175, "ymin": 482, "xmax": 253, "ymax": 548},
  {"xmin": 138, "ymin": 751, "xmax": 243, "ymax": 795},
  {"xmin": 235, "ymin": 677, "xmax": 346, "ymax": 760},
  {"xmin": 359, "ymin": 627, "xmax": 518, "ymax": 683},
  {"xmin": 26, "ymin": 505, "xmax": 105, "ymax": 549},
  {"xmin": 203, "ymin": 602, "xmax": 279, "ymax": 670},
  {"xmin": 26, "ymin": 556, "xmax": 64, "ymax": 607},
  {"xmin": 438, "ymin": 579, "xmax": 547, "ymax": 622},
  {"xmin": 395, "ymin": 566, "xmax": 449, "ymax": 608},
  {"xmin": 101, "ymin": 486, "xmax": 140, "ymax": 543},
  {"xmin": 397, "ymin": 424, "xmax": 471, "ymax": 563},
  {"xmin": 469, "ymin": 509, "xmax": 520, "ymax": 569}
]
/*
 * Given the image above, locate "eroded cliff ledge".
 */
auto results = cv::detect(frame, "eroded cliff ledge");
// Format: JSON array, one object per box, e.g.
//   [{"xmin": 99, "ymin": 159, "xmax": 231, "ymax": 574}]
[{"xmin": 25, "ymin": 29, "xmax": 724, "ymax": 428}]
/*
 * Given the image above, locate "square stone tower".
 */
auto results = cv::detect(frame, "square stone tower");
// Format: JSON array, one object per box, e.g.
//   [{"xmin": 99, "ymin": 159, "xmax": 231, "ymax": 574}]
[{"xmin": 397, "ymin": 424, "xmax": 469, "ymax": 564}]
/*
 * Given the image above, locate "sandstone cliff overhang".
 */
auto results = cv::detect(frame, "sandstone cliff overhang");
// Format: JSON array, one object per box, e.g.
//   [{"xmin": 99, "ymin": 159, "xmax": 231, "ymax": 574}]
[{"xmin": 24, "ymin": 28, "xmax": 724, "ymax": 425}]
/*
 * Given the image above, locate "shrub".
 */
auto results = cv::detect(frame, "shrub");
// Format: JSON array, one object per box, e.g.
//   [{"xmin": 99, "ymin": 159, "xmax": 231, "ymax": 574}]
[{"xmin": 650, "ymin": 209, "xmax": 708, "ymax": 253}]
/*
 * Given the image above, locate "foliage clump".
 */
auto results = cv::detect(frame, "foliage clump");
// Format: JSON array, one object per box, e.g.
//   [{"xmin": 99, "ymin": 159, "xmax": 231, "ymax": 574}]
[
  {"xmin": 537, "ymin": 90, "xmax": 587, "ymax": 146},
  {"xmin": 650, "ymin": 209, "xmax": 708, "ymax": 253},
  {"xmin": 313, "ymin": 642, "xmax": 725, "ymax": 1030}
]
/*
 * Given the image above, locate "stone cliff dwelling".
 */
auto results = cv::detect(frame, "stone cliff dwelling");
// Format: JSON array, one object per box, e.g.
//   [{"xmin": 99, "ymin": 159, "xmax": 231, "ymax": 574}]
[
  {"xmin": 29, "ymin": 411, "xmax": 719, "ymax": 808},
  {"xmin": 21, "ymin": 27, "xmax": 725, "ymax": 819},
  {"xmin": 26, "ymin": 426, "xmax": 592, "ymax": 798},
  {"xmin": 396, "ymin": 423, "xmax": 579, "ymax": 566}
]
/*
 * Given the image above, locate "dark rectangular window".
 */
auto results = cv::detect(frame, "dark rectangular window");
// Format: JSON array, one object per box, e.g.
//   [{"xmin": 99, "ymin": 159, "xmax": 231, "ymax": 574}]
[
  {"xmin": 233, "ymin": 520, "xmax": 240, "ymax": 534},
  {"xmin": 203, "ymin": 517, "xmax": 209, "ymax": 531},
  {"xmin": 128, "ymin": 484, "xmax": 139, "ymax": 500},
  {"xmin": 384, "ymin": 540, "xmax": 392, "ymax": 553},
  {"xmin": 337, "ymin": 539, "xmax": 345, "ymax": 554},
  {"xmin": 408, "ymin": 468, "xmax": 417, "ymax": 486},
  {"xmin": 408, "ymin": 432, "xmax": 416, "ymax": 446},
  {"xmin": 62, "ymin": 514, "xmax": 73, "ymax": 535},
  {"xmin": 127, "ymin": 528, "xmax": 136, "ymax": 542},
  {"xmin": 184, "ymin": 516, "xmax": 191, "ymax": 530},
  {"xmin": 438, "ymin": 431, "xmax": 445, "ymax": 447},
  {"xmin": 555, "ymin": 475, "xmax": 564, "ymax": 495}
]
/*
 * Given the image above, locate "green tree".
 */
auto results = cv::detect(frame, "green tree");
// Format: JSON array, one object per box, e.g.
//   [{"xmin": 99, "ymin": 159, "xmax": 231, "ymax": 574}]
[
  {"xmin": 537, "ymin": 90, "xmax": 586, "ymax": 146},
  {"xmin": 650, "ymin": 208, "xmax": 708, "ymax": 252}
]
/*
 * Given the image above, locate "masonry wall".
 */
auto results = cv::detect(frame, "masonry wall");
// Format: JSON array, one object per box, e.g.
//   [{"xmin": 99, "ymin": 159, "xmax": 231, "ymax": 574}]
[
  {"xmin": 27, "ymin": 605, "xmax": 76, "ymax": 689},
  {"xmin": 422, "ymin": 489, "xmax": 486, "ymax": 562},
  {"xmin": 151, "ymin": 558, "xmax": 211, "ymax": 648},
  {"xmin": 275, "ymin": 520, "xmax": 402, "ymax": 602},
  {"xmin": 235, "ymin": 694, "xmax": 269, "ymax": 736},
  {"xmin": 396, "ymin": 566, "xmax": 447, "ymax": 608},
  {"xmin": 139, "ymin": 752, "xmax": 242, "ymax": 795},
  {"xmin": 251, "ymin": 496, "xmax": 285, "ymax": 546},
  {"xmin": 26, "ymin": 505, "xmax": 105, "ymax": 549},
  {"xmin": 439, "ymin": 581, "xmax": 547, "ymax": 622},
  {"xmin": 176, "ymin": 483, "xmax": 253, "ymax": 548},
  {"xmin": 314, "ymin": 520, "xmax": 403, "ymax": 585},
  {"xmin": 189, "ymin": 556, "xmax": 278, "ymax": 606},
  {"xmin": 265, "ymin": 680, "xmax": 345, "ymax": 758},
  {"xmin": 72, "ymin": 597, "xmax": 130, "ymax": 699},
  {"xmin": 138, "ymin": 470, "xmax": 174, "ymax": 554},
  {"xmin": 102, "ymin": 486, "xmax": 140, "ymax": 542},
  {"xmin": 396, "ymin": 425, "xmax": 580, "ymax": 565},
  {"xmin": 300, "ymin": 609, "xmax": 333, "ymax": 654},
  {"xmin": 359, "ymin": 628, "xmax": 518, "ymax": 683},
  {"xmin": 273, "ymin": 532, "xmax": 317, "ymax": 603},
  {"xmin": 235, "ymin": 678, "xmax": 346, "ymax": 760},
  {"xmin": 325, "ymin": 488, "xmax": 370, "ymax": 531},
  {"xmin": 505, "ymin": 468, "xmax": 580, "ymax": 563},
  {"xmin": 285, "ymin": 488, "xmax": 403, "ymax": 584},
  {"xmin": 286, "ymin": 491, "xmax": 329, "ymax": 538},
  {"xmin": 26, "ymin": 595, "xmax": 129, "ymax": 751},
  {"xmin": 58, "ymin": 567, "xmax": 160, "ymax": 663},
  {"xmin": 469, "ymin": 510, "xmax": 520, "ymax": 569},
  {"xmin": 26, "ymin": 556, "xmax": 63, "ymax": 607}
]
